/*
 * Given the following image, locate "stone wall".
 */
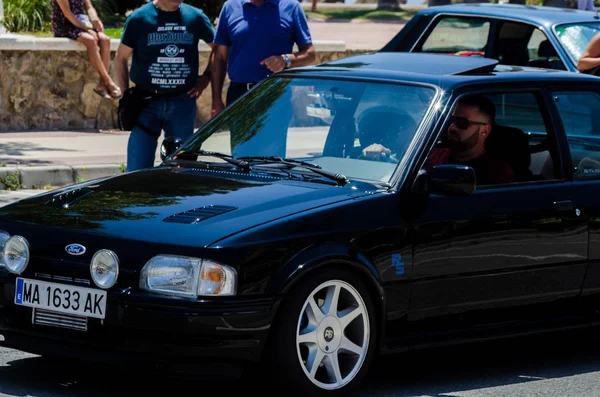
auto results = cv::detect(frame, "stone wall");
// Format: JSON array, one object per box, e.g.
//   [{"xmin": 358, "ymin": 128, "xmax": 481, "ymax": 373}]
[{"xmin": 0, "ymin": 37, "xmax": 362, "ymax": 132}]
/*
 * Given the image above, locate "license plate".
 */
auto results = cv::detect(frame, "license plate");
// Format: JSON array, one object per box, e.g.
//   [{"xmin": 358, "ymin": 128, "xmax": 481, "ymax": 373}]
[{"xmin": 14, "ymin": 278, "xmax": 107, "ymax": 319}]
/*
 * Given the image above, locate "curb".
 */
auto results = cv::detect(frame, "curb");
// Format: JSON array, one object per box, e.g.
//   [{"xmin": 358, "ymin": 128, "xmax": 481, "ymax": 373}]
[{"xmin": 0, "ymin": 164, "xmax": 125, "ymax": 190}]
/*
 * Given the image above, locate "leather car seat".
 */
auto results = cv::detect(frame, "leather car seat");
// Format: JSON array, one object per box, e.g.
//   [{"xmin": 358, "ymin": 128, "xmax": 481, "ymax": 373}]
[
  {"xmin": 529, "ymin": 40, "xmax": 562, "ymax": 70},
  {"xmin": 485, "ymin": 124, "xmax": 533, "ymax": 182}
]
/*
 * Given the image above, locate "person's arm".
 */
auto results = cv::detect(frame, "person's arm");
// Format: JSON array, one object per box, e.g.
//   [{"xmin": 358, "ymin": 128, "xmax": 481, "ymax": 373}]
[
  {"xmin": 83, "ymin": 0, "xmax": 104, "ymax": 32},
  {"xmin": 578, "ymin": 33, "xmax": 600, "ymax": 71},
  {"xmin": 114, "ymin": 43, "xmax": 133, "ymax": 95},
  {"xmin": 212, "ymin": 44, "xmax": 229, "ymax": 116},
  {"xmin": 188, "ymin": 42, "xmax": 217, "ymax": 99},
  {"xmin": 56, "ymin": 0, "xmax": 90, "ymax": 30},
  {"xmin": 260, "ymin": 3, "xmax": 316, "ymax": 73}
]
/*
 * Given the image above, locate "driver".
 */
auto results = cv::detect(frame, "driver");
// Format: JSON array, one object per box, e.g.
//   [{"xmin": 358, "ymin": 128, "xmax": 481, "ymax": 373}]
[
  {"xmin": 354, "ymin": 107, "xmax": 416, "ymax": 162},
  {"xmin": 361, "ymin": 95, "xmax": 515, "ymax": 185}
]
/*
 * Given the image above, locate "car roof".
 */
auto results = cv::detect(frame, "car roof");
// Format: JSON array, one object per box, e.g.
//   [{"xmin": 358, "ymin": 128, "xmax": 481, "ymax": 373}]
[
  {"xmin": 420, "ymin": 3, "xmax": 600, "ymax": 27},
  {"xmin": 287, "ymin": 52, "xmax": 600, "ymax": 89}
]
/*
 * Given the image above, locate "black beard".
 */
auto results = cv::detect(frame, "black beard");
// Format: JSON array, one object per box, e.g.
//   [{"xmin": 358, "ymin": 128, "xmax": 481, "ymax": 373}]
[{"xmin": 447, "ymin": 131, "xmax": 479, "ymax": 153}]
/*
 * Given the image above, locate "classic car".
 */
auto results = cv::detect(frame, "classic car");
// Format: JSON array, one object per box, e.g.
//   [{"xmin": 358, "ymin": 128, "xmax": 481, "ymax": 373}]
[
  {"xmin": 381, "ymin": 3, "xmax": 600, "ymax": 73},
  {"xmin": 1, "ymin": 53, "xmax": 600, "ymax": 396}
]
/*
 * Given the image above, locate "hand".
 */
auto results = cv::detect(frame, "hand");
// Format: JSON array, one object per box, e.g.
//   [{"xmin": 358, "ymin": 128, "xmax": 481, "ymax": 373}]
[
  {"xmin": 211, "ymin": 99, "xmax": 225, "ymax": 118},
  {"xmin": 260, "ymin": 55, "xmax": 286, "ymax": 73},
  {"xmin": 87, "ymin": 29, "xmax": 98, "ymax": 40},
  {"xmin": 187, "ymin": 74, "xmax": 210, "ymax": 99},
  {"xmin": 361, "ymin": 144, "xmax": 391, "ymax": 161},
  {"xmin": 92, "ymin": 19, "xmax": 104, "ymax": 32}
]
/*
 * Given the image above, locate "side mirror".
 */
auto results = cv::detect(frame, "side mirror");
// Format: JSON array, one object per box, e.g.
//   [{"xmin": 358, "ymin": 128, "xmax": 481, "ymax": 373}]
[
  {"xmin": 429, "ymin": 164, "xmax": 476, "ymax": 195},
  {"xmin": 160, "ymin": 137, "xmax": 183, "ymax": 161}
]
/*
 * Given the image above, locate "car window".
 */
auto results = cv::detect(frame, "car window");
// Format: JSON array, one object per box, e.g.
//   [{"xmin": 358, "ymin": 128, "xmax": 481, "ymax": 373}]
[
  {"xmin": 419, "ymin": 16, "xmax": 490, "ymax": 56},
  {"xmin": 487, "ymin": 92, "xmax": 558, "ymax": 181},
  {"xmin": 495, "ymin": 21, "xmax": 535, "ymax": 67},
  {"xmin": 527, "ymin": 29, "xmax": 566, "ymax": 70},
  {"xmin": 555, "ymin": 22, "xmax": 600, "ymax": 67},
  {"xmin": 184, "ymin": 77, "xmax": 436, "ymax": 184},
  {"xmin": 553, "ymin": 91, "xmax": 600, "ymax": 180},
  {"xmin": 428, "ymin": 91, "xmax": 559, "ymax": 187}
]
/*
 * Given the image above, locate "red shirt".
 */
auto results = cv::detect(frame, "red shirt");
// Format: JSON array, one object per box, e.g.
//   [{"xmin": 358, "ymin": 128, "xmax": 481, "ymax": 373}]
[{"xmin": 429, "ymin": 148, "xmax": 516, "ymax": 186}]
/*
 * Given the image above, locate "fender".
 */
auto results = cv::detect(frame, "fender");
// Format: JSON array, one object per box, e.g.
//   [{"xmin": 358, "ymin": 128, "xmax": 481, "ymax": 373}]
[
  {"xmin": 266, "ymin": 242, "xmax": 387, "ymax": 349},
  {"xmin": 267, "ymin": 242, "xmax": 381, "ymax": 294}
]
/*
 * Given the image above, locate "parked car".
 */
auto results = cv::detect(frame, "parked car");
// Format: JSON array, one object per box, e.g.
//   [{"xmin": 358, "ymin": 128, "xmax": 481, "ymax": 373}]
[
  {"xmin": 1, "ymin": 52, "xmax": 600, "ymax": 396},
  {"xmin": 381, "ymin": 3, "xmax": 600, "ymax": 73}
]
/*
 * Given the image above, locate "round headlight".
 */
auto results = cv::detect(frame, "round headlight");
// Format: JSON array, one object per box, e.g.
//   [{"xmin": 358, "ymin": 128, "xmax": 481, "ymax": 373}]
[
  {"xmin": 0, "ymin": 231, "xmax": 11, "ymax": 268},
  {"xmin": 3, "ymin": 236, "xmax": 30, "ymax": 274},
  {"xmin": 90, "ymin": 249, "xmax": 119, "ymax": 289}
]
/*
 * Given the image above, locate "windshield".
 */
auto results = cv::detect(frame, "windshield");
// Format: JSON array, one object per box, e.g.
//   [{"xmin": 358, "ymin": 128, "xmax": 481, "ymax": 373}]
[
  {"xmin": 555, "ymin": 22, "xmax": 600, "ymax": 65},
  {"xmin": 175, "ymin": 77, "xmax": 436, "ymax": 183}
]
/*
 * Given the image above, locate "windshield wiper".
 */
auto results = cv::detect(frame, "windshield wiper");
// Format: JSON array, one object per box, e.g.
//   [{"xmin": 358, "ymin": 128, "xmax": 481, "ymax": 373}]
[
  {"xmin": 176, "ymin": 150, "xmax": 251, "ymax": 172},
  {"xmin": 238, "ymin": 156, "xmax": 349, "ymax": 186}
]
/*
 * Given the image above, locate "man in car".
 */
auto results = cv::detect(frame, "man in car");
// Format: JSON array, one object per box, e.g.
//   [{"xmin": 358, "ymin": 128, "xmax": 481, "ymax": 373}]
[{"xmin": 361, "ymin": 95, "xmax": 516, "ymax": 185}]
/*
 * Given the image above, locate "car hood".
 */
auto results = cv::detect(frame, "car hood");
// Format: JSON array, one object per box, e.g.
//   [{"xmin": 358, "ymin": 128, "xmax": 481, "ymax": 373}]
[{"xmin": 0, "ymin": 166, "xmax": 372, "ymax": 248}]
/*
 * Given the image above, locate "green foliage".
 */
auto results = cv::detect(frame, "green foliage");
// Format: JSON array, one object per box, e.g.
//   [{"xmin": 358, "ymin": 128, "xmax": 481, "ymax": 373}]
[
  {"xmin": 3, "ymin": 0, "xmax": 50, "ymax": 33},
  {"xmin": 91, "ymin": 0, "xmax": 119, "ymax": 21},
  {"xmin": 186, "ymin": 0, "xmax": 225, "ymax": 23},
  {"xmin": 0, "ymin": 172, "xmax": 21, "ymax": 191}
]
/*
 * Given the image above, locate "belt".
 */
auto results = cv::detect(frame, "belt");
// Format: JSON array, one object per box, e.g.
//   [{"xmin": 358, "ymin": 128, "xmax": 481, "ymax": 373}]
[
  {"xmin": 230, "ymin": 82, "xmax": 258, "ymax": 91},
  {"xmin": 137, "ymin": 88, "xmax": 190, "ymax": 97}
]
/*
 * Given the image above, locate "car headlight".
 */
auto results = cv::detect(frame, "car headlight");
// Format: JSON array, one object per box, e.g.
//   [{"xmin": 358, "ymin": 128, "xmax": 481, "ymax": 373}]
[
  {"xmin": 90, "ymin": 249, "xmax": 119, "ymax": 289},
  {"xmin": 0, "ymin": 231, "xmax": 10, "ymax": 268},
  {"xmin": 3, "ymin": 235, "xmax": 30, "ymax": 274},
  {"xmin": 140, "ymin": 255, "xmax": 237, "ymax": 298}
]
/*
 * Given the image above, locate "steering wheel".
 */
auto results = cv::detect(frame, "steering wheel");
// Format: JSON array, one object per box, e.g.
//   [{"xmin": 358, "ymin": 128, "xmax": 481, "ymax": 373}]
[{"xmin": 356, "ymin": 151, "xmax": 399, "ymax": 163}]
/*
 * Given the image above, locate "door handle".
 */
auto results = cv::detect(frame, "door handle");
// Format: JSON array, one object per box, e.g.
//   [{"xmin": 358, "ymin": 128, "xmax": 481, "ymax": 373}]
[{"xmin": 554, "ymin": 200, "xmax": 573, "ymax": 212}]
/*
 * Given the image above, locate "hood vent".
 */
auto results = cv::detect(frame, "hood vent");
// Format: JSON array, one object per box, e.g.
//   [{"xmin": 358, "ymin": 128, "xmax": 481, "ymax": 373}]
[
  {"xmin": 45, "ymin": 188, "xmax": 94, "ymax": 209},
  {"xmin": 163, "ymin": 205, "xmax": 237, "ymax": 224}
]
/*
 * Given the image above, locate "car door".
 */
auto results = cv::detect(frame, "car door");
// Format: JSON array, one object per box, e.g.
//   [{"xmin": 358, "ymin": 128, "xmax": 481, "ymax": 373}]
[
  {"xmin": 405, "ymin": 88, "xmax": 588, "ymax": 338},
  {"xmin": 549, "ymin": 86, "xmax": 600, "ymax": 311}
]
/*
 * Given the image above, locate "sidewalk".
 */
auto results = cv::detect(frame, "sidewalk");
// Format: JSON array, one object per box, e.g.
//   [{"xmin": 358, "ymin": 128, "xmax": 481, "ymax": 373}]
[
  {"xmin": 0, "ymin": 19, "xmax": 408, "ymax": 191},
  {"xmin": 0, "ymin": 130, "xmax": 140, "ymax": 190}
]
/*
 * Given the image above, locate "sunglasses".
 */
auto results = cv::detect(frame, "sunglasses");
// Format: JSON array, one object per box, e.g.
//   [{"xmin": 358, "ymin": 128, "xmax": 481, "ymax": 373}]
[{"xmin": 449, "ymin": 116, "xmax": 488, "ymax": 130}]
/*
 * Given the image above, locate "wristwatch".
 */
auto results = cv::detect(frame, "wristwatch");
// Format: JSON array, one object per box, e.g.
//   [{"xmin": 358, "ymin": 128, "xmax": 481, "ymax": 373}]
[{"xmin": 282, "ymin": 54, "xmax": 292, "ymax": 69}]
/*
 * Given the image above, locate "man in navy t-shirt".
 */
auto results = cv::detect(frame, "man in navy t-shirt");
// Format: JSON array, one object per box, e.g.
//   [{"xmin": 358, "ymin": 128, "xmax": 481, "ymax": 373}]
[
  {"xmin": 211, "ymin": 0, "xmax": 316, "ymax": 116},
  {"xmin": 114, "ymin": 0, "xmax": 217, "ymax": 172}
]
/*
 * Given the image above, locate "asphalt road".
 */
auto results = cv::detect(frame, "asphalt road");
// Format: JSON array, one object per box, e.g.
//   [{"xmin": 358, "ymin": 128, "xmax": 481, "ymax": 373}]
[
  {"xmin": 2, "ymin": 192, "xmax": 600, "ymax": 396},
  {"xmin": 1, "ymin": 328, "xmax": 600, "ymax": 396}
]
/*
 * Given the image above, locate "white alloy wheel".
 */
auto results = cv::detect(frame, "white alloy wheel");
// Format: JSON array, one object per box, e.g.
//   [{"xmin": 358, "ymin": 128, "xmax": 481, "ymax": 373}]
[{"xmin": 295, "ymin": 280, "xmax": 370, "ymax": 390}]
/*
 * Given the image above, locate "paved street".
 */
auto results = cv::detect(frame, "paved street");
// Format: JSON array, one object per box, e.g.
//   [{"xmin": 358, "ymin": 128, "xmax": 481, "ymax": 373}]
[
  {"xmin": 308, "ymin": 19, "xmax": 405, "ymax": 50},
  {"xmin": 1, "ymin": 328, "xmax": 600, "ymax": 396}
]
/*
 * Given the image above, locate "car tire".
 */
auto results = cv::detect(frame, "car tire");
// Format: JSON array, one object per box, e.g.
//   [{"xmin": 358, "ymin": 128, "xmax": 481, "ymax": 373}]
[{"xmin": 267, "ymin": 267, "xmax": 377, "ymax": 396}]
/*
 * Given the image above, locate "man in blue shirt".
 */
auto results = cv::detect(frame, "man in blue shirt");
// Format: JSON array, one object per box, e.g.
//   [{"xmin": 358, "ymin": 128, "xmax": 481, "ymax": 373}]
[
  {"xmin": 211, "ymin": 0, "xmax": 316, "ymax": 116},
  {"xmin": 114, "ymin": 0, "xmax": 217, "ymax": 172}
]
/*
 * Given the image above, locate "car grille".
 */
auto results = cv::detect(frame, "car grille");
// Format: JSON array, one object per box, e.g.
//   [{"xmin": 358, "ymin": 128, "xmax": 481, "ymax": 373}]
[
  {"xmin": 32, "ymin": 308, "xmax": 88, "ymax": 332},
  {"xmin": 35, "ymin": 273, "xmax": 90, "ymax": 286}
]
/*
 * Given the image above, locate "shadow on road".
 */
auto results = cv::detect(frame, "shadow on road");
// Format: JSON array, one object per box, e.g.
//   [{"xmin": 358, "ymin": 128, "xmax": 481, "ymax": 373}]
[{"xmin": 0, "ymin": 327, "xmax": 599, "ymax": 396}]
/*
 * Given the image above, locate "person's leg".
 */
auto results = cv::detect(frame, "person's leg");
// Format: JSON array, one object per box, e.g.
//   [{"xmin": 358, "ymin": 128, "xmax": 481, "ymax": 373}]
[
  {"xmin": 97, "ymin": 32, "xmax": 120, "ymax": 97},
  {"xmin": 163, "ymin": 94, "xmax": 197, "ymax": 144},
  {"xmin": 127, "ymin": 97, "xmax": 165, "ymax": 172},
  {"xmin": 226, "ymin": 85, "xmax": 249, "ymax": 157},
  {"xmin": 226, "ymin": 84, "xmax": 248, "ymax": 107},
  {"xmin": 77, "ymin": 32, "xmax": 120, "ymax": 98}
]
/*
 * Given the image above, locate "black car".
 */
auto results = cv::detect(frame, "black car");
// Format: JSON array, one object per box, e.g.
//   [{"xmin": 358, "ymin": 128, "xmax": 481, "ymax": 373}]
[{"xmin": 1, "ymin": 53, "xmax": 600, "ymax": 396}]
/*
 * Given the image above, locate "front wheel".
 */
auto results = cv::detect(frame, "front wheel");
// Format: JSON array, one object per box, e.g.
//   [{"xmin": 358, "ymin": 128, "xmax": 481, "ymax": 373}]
[{"xmin": 268, "ymin": 268, "xmax": 377, "ymax": 396}]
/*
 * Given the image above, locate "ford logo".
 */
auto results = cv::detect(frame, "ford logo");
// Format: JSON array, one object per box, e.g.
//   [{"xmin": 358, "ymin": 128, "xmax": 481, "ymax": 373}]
[{"xmin": 65, "ymin": 244, "xmax": 86, "ymax": 256}]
